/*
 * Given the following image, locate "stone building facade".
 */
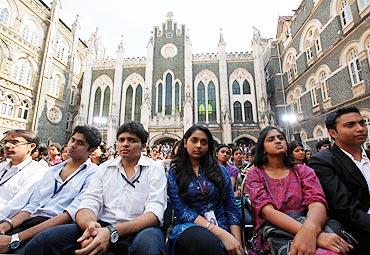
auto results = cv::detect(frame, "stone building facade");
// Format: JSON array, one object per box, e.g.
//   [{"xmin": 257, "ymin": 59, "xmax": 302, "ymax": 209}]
[
  {"xmin": 0, "ymin": 0, "xmax": 87, "ymax": 142},
  {"xmin": 78, "ymin": 13, "xmax": 272, "ymax": 146},
  {"xmin": 266, "ymin": 0, "xmax": 370, "ymax": 149}
]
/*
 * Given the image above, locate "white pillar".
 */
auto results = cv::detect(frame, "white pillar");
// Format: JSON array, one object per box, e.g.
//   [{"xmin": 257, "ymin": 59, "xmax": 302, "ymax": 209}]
[
  {"xmin": 183, "ymin": 33, "xmax": 193, "ymax": 133},
  {"xmin": 141, "ymin": 34, "xmax": 154, "ymax": 130},
  {"xmin": 218, "ymin": 30, "xmax": 232, "ymax": 144}
]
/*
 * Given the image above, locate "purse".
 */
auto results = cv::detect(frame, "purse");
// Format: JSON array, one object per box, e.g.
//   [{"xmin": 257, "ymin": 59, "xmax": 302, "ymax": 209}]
[{"xmin": 260, "ymin": 212, "xmax": 359, "ymax": 255}]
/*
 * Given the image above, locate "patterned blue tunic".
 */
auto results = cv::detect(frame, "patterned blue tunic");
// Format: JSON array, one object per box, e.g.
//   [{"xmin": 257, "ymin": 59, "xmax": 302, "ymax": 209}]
[{"xmin": 167, "ymin": 165, "xmax": 241, "ymax": 254}]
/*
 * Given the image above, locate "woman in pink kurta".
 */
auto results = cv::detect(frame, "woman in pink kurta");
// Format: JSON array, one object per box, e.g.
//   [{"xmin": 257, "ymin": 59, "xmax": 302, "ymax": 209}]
[{"xmin": 244, "ymin": 126, "xmax": 353, "ymax": 255}]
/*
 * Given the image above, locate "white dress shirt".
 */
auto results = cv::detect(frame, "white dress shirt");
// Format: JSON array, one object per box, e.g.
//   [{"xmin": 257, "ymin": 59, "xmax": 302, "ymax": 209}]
[
  {"xmin": 340, "ymin": 147, "xmax": 370, "ymax": 213},
  {"xmin": 0, "ymin": 157, "xmax": 47, "ymax": 218},
  {"xmin": 77, "ymin": 156, "xmax": 167, "ymax": 224},
  {"xmin": 22, "ymin": 158, "xmax": 97, "ymax": 220}
]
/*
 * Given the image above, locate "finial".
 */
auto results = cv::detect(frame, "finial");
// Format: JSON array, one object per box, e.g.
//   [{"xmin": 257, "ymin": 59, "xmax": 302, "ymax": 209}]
[{"xmin": 166, "ymin": 11, "xmax": 174, "ymax": 20}]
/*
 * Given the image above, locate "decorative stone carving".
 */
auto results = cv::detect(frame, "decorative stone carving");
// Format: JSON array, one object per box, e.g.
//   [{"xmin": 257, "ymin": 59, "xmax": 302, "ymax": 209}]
[
  {"xmin": 161, "ymin": 43, "xmax": 178, "ymax": 59},
  {"xmin": 47, "ymin": 106, "xmax": 62, "ymax": 124}
]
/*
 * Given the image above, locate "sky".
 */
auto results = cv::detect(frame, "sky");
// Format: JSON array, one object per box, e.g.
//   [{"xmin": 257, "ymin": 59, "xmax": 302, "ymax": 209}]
[{"xmin": 53, "ymin": 0, "xmax": 302, "ymax": 58}]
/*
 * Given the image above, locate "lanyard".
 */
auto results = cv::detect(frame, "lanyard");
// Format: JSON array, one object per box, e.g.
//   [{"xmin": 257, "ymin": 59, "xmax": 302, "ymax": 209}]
[
  {"xmin": 195, "ymin": 175, "xmax": 209, "ymax": 210},
  {"xmin": 0, "ymin": 160, "xmax": 33, "ymax": 186},
  {"xmin": 120, "ymin": 165, "xmax": 143, "ymax": 188},
  {"xmin": 51, "ymin": 164, "xmax": 87, "ymax": 198}
]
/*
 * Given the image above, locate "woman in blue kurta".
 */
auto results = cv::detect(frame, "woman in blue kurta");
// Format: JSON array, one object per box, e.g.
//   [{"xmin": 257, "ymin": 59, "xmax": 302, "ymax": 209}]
[{"xmin": 167, "ymin": 125, "xmax": 242, "ymax": 255}]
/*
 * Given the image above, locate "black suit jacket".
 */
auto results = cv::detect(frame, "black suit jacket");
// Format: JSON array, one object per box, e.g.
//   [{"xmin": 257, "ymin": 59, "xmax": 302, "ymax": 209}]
[{"xmin": 309, "ymin": 144, "xmax": 370, "ymax": 235}]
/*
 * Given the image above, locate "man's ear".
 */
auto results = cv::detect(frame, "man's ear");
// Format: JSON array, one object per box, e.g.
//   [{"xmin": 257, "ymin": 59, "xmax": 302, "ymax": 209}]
[
  {"xmin": 328, "ymin": 129, "xmax": 337, "ymax": 140},
  {"xmin": 141, "ymin": 143, "xmax": 147, "ymax": 152}
]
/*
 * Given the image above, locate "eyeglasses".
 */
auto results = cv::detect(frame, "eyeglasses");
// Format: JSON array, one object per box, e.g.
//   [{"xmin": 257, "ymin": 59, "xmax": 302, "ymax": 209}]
[{"xmin": 0, "ymin": 140, "xmax": 30, "ymax": 147}]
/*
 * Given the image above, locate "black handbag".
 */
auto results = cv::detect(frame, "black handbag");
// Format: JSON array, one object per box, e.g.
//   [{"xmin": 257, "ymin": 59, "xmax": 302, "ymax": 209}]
[{"xmin": 260, "ymin": 212, "xmax": 358, "ymax": 255}]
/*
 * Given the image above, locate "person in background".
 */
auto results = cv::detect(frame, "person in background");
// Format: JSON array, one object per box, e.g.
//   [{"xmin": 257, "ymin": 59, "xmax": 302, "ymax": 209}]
[
  {"xmin": 216, "ymin": 144, "xmax": 239, "ymax": 190},
  {"xmin": 315, "ymin": 140, "xmax": 331, "ymax": 152},
  {"xmin": 48, "ymin": 143, "xmax": 62, "ymax": 166},
  {"xmin": 61, "ymin": 144, "xmax": 70, "ymax": 161},
  {"xmin": 288, "ymin": 141, "xmax": 307, "ymax": 165},
  {"xmin": 246, "ymin": 126, "xmax": 351, "ymax": 255},
  {"xmin": 167, "ymin": 125, "xmax": 242, "ymax": 255},
  {"xmin": 150, "ymin": 147, "xmax": 160, "ymax": 161},
  {"xmin": 305, "ymin": 149, "xmax": 313, "ymax": 161},
  {"xmin": 89, "ymin": 144, "xmax": 107, "ymax": 165},
  {"xmin": 0, "ymin": 130, "xmax": 47, "ymax": 219},
  {"xmin": 231, "ymin": 147, "xmax": 248, "ymax": 173},
  {"xmin": 31, "ymin": 143, "xmax": 48, "ymax": 167}
]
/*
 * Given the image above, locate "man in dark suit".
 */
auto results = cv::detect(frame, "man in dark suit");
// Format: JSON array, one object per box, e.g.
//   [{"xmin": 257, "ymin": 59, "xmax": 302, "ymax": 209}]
[{"xmin": 309, "ymin": 107, "xmax": 370, "ymax": 255}]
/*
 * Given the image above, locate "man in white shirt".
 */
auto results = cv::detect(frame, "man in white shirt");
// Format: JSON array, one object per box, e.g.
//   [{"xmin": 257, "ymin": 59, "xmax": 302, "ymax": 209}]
[
  {"xmin": 25, "ymin": 121, "xmax": 167, "ymax": 255},
  {"xmin": 0, "ymin": 130, "xmax": 47, "ymax": 219},
  {"xmin": 310, "ymin": 107, "xmax": 370, "ymax": 255},
  {"xmin": 0, "ymin": 125, "xmax": 102, "ymax": 253}
]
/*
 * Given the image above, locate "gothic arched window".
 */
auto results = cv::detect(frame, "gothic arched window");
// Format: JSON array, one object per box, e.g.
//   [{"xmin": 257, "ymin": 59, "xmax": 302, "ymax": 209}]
[
  {"xmin": 0, "ymin": 8, "xmax": 9, "ymax": 25},
  {"xmin": 242, "ymin": 80, "xmax": 251, "ymax": 94},
  {"xmin": 134, "ymin": 85, "xmax": 142, "ymax": 122},
  {"xmin": 93, "ymin": 87, "xmax": 101, "ymax": 118},
  {"xmin": 125, "ymin": 86, "xmax": 133, "ymax": 122},
  {"xmin": 347, "ymin": 49, "xmax": 363, "ymax": 85},
  {"xmin": 165, "ymin": 73, "xmax": 172, "ymax": 115},
  {"xmin": 17, "ymin": 100, "xmax": 29, "ymax": 120},
  {"xmin": 244, "ymin": 101, "xmax": 253, "ymax": 121},
  {"xmin": 232, "ymin": 81, "xmax": 240, "ymax": 95},
  {"xmin": 157, "ymin": 83, "xmax": 163, "ymax": 113},
  {"xmin": 102, "ymin": 87, "xmax": 110, "ymax": 117},
  {"xmin": 208, "ymin": 82, "xmax": 216, "ymax": 122},
  {"xmin": 233, "ymin": 101, "xmax": 242, "ymax": 122},
  {"xmin": 1, "ymin": 95, "xmax": 14, "ymax": 116},
  {"xmin": 198, "ymin": 82, "xmax": 206, "ymax": 122},
  {"xmin": 175, "ymin": 82, "xmax": 181, "ymax": 113},
  {"xmin": 12, "ymin": 59, "xmax": 32, "ymax": 86}
]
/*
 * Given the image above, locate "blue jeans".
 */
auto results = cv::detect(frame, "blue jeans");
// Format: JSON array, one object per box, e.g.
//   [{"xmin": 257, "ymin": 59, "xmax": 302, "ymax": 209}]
[{"xmin": 24, "ymin": 223, "xmax": 165, "ymax": 255}]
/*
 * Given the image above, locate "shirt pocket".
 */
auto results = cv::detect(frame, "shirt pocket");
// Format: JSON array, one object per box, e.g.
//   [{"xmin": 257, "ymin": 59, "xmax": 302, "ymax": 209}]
[{"xmin": 128, "ymin": 185, "xmax": 149, "ymax": 217}]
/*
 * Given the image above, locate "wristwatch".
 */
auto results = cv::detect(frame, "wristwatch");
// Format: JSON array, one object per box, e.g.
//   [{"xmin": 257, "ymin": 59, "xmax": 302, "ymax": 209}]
[
  {"xmin": 9, "ymin": 233, "xmax": 21, "ymax": 251},
  {"xmin": 106, "ymin": 225, "xmax": 119, "ymax": 244}
]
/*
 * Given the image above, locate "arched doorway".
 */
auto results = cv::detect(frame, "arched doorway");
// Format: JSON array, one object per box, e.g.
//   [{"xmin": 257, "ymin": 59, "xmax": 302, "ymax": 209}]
[{"xmin": 153, "ymin": 137, "xmax": 178, "ymax": 147}]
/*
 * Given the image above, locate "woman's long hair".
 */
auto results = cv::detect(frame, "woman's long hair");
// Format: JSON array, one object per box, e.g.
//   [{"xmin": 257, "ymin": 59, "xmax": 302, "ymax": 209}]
[
  {"xmin": 254, "ymin": 126, "xmax": 294, "ymax": 169},
  {"xmin": 171, "ymin": 125, "xmax": 226, "ymax": 201}
]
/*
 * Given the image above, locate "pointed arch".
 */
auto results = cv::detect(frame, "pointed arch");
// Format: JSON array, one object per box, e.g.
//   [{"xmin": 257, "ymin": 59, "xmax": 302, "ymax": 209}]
[
  {"xmin": 134, "ymin": 84, "xmax": 143, "ymax": 122},
  {"xmin": 197, "ymin": 82, "xmax": 206, "ymax": 122},
  {"xmin": 89, "ymin": 74, "xmax": 113, "ymax": 124},
  {"xmin": 120, "ymin": 72, "xmax": 144, "ymax": 122},
  {"xmin": 124, "ymin": 86, "xmax": 133, "ymax": 122},
  {"xmin": 233, "ymin": 101, "xmax": 242, "ymax": 122},
  {"xmin": 194, "ymin": 69, "xmax": 220, "ymax": 123},
  {"xmin": 165, "ymin": 73, "xmax": 172, "ymax": 115}
]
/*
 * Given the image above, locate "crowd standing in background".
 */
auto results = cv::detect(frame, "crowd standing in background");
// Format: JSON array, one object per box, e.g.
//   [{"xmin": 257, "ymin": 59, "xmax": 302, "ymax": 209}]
[{"xmin": 0, "ymin": 106, "xmax": 369, "ymax": 254}]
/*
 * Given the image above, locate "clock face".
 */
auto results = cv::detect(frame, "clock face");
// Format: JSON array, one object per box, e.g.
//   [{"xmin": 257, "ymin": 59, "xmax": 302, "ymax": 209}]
[
  {"xmin": 166, "ymin": 32, "xmax": 173, "ymax": 39},
  {"xmin": 160, "ymin": 43, "xmax": 178, "ymax": 59},
  {"xmin": 47, "ymin": 106, "xmax": 62, "ymax": 124}
]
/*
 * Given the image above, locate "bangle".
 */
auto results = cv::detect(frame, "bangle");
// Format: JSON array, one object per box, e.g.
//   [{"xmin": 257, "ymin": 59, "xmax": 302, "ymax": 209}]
[
  {"xmin": 208, "ymin": 223, "xmax": 215, "ymax": 231},
  {"xmin": 206, "ymin": 221, "xmax": 211, "ymax": 228}
]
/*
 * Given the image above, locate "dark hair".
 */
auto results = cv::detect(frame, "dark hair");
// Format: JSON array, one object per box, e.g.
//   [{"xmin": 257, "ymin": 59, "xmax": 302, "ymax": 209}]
[
  {"xmin": 170, "ymin": 140, "xmax": 181, "ymax": 159},
  {"xmin": 315, "ymin": 139, "xmax": 331, "ymax": 152},
  {"xmin": 254, "ymin": 126, "xmax": 294, "ymax": 168},
  {"xmin": 288, "ymin": 140, "xmax": 307, "ymax": 164},
  {"xmin": 216, "ymin": 144, "xmax": 230, "ymax": 153},
  {"xmin": 116, "ymin": 121, "xmax": 149, "ymax": 144},
  {"xmin": 49, "ymin": 142, "xmax": 62, "ymax": 152},
  {"xmin": 72, "ymin": 125, "xmax": 102, "ymax": 150},
  {"xmin": 231, "ymin": 146, "xmax": 242, "ymax": 156},
  {"xmin": 325, "ymin": 107, "xmax": 360, "ymax": 130},
  {"xmin": 34, "ymin": 143, "xmax": 48, "ymax": 161},
  {"xmin": 3, "ymin": 129, "xmax": 39, "ymax": 148},
  {"xmin": 171, "ymin": 125, "xmax": 226, "ymax": 201}
]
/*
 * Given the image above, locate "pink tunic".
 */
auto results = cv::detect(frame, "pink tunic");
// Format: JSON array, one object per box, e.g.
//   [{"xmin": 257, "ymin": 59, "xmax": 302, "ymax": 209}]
[{"xmin": 245, "ymin": 164, "xmax": 338, "ymax": 255}]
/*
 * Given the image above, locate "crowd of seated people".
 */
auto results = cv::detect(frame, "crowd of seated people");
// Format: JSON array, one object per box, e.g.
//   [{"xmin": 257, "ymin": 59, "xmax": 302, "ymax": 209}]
[{"xmin": 0, "ymin": 106, "xmax": 369, "ymax": 255}]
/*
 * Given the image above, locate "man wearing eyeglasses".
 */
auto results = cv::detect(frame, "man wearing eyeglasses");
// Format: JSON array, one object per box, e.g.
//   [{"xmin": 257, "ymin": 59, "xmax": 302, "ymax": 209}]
[
  {"xmin": 0, "ymin": 125, "xmax": 102, "ymax": 253},
  {"xmin": 0, "ymin": 130, "xmax": 47, "ymax": 220},
  {"xmin": 25, "ymin": 121, "xmax": 167, "ymax": 255}
]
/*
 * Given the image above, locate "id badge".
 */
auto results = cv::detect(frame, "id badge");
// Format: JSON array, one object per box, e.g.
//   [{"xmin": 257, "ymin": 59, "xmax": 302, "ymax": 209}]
[{"xmin": 204, "ymin": 210, "xmax": 218, "ymax": 226}]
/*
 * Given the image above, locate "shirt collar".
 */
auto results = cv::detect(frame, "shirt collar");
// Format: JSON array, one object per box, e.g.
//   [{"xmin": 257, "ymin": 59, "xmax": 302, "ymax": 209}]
[
  {"xmin": 340, "ymin": 147, "xmax": 369, "ymax": 162},
  {"xmin": 6, "ymin": 156, "xmax": 33, "ymax": 171},
  {"xmin": 109, "ymin": 155, "xmax": 153, "ymax": 169}
]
